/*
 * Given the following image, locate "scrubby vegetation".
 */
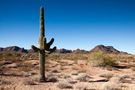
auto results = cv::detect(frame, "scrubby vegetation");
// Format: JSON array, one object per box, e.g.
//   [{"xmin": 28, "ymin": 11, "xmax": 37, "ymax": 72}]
[
  {"xmin": 1, "ymin": 51, "xmax": 135, "ymax": 69},
  {"xmin": 88, "ymin": 51, "xmax": 117, "ymax": 67},
  {"xmin": 0, "ymin": 51, "xmax": 135, "ymax": 90}
]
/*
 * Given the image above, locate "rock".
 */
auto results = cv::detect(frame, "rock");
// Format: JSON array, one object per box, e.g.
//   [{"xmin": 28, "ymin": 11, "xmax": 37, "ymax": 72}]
[
  {"xmin": 66, "ymin": 78, "xmax": 77, "ymax": 84},
  {"xmin": 99, "ymin": 73, "xmax": 114, "ymax": 80},
  {"xmin": 5, "ymin": 63, "xmax": 18, "ymax": 68},
  {"xmin": 46, "ymin": 76, "xmax": 58, "ymax": 82},
  {"xmin": 75, "ymin": 73, "xmax": 91, "ymax": 82},
  {"xmin": 109, "ymin": 76, "xmax": 121, "ymax": 84},
  {"xmin": 46, "ymin": 73, "xmax": 58, "ymax": 82},
  {"xmin": 23, "ymin": 72, "xmax": 32, "ymax": 77},
  {"xmin": 0, "ymin": 61, "xmax": 12, "ymax": 66},
  {"xmin": 89, "ymin": 77, "xmax": 108, "ymax": 82},
  {"xmin": 71, "ymin": 71, "xmax": 79, "ymax": 75},
  {"xmin": 57, "ymin": 80, "xmax": 73, "ymax": 89},
  {"xmin": 51, "ymin": 69, "xmax": 60, "ymax": 73},
  {"xmin": 110, "ymin": 74, "xmax": 132, "ymax": 84}
]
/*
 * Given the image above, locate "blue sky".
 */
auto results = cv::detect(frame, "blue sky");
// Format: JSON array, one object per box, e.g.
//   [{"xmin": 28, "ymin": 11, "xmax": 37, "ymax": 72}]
[{"xmin": 0, "ymin": 0, "xmax": 135, "ymax": 54}]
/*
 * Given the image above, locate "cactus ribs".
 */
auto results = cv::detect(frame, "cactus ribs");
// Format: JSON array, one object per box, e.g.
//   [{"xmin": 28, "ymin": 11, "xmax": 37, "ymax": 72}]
[{"xmin": 31, "ymin": 7, "xmax": 56, "ymax": 82}]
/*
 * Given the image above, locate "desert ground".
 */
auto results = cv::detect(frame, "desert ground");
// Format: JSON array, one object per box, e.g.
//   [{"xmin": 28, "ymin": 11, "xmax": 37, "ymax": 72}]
[{"xmin": 0, "ymin": 51, "xmax": 135, "ymax": 90}]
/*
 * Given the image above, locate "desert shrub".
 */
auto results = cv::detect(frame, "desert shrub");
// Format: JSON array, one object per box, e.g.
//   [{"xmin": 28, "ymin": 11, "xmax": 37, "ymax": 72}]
[
  {"xmin": 89, "ymin": 51, "xmax": 104, "ymax": 60},
  {"xmin": 99, "ymin": 55, "xmax": 116, "ymax": 67},
  {"xmin": 88, "ymin": 52, "xmax": 117, "ymax": 67}
]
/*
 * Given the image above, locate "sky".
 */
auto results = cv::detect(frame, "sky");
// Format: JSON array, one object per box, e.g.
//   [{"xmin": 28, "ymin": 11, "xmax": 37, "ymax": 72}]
[{"xmin": 0, "ymin": 0, "xmax": 135, "ymax": 54}]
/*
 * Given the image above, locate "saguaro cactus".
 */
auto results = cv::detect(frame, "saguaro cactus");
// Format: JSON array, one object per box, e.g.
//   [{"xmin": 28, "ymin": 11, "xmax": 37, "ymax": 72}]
[{"xmin": 32, "ymin": 7, "xmax": 56, "ymax": 82}]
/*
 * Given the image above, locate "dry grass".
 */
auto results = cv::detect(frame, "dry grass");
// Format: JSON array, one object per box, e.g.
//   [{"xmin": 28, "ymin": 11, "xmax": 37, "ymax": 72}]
[
  {"xmin": 47, "ymin": 53, "xmax": 88, "ymax": 60},
  {"xmin": 0, "ymin": 51, "xmax": 135, "ymax": 63}
]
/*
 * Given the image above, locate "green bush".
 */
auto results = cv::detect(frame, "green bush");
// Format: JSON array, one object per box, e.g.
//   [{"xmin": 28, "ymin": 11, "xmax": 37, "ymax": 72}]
[{"xmin": 89, "ymin": 52, "xmax": 117, "ymax": 67}]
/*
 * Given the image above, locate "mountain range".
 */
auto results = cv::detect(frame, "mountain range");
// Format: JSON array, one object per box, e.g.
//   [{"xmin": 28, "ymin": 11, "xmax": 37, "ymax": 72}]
[{"xmin": 0, "ymin": 45, "xmax": 128, "ymax": 54}]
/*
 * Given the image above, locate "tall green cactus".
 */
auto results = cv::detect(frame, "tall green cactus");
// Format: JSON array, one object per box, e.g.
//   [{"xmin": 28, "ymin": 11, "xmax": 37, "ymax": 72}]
[{"xmin": 32, "ymin": 7, "xmax": 56, "ymax": 82}]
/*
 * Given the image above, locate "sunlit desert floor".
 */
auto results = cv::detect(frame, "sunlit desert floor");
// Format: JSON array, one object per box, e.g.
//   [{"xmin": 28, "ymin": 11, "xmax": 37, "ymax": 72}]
[{"xmin": 0, "ymin": 58, "xmax": 135, "ymax": 90}]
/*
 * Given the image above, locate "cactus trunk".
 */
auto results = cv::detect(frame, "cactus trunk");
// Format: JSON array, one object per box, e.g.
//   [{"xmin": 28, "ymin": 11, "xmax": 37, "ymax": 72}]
[
  {"xmin": 39, "ymin": 7, "xmax": 46, "ymax": 82},
  {"xmin": 32, "ymin": 6, "xmax": 56, "ymax": 82},
  {"xmin": 39, "ymin": 51, "xmax": 45, "ymax": 81}
]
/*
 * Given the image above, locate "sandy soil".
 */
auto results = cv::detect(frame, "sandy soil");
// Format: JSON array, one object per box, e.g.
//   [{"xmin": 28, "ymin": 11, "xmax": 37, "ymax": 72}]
[{"xmin": 0, "ymin": 59, "xmax": 135, "ymax": 90}]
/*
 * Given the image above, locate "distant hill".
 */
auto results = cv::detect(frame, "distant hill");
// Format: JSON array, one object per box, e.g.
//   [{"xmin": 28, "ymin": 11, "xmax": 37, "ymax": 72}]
[
  {"xmin": 90, "ymin": 45, "xmax": 128, "ymax": 54},
  {"xmin": 56, "ymin": 48, "xmax": 89, "ymax": 54},
  {"xmin": 56, "ymin": 48, "xmax": 72, "ymax": 53},
  {"xmin": 0, "ymin": 46, "xmax": 28, "ymax": 53},
  {"xmin": 0, "ymin": 46, "xmax": 73, "ymax": 54},
  {"xmin": 73, "ymin": 49, "xmax": 89, "ymax": 54},
  {"xmin": 0, "ymin": 45, "xmax": 128, "ymax": 54}
]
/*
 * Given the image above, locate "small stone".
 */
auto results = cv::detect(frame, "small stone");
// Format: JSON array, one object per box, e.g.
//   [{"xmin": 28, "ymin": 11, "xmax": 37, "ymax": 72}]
[
  {"xmin": 46, "ymin": 76, "xmax": 58, "ymax": 82},
  {"xmin": 57, "ymin": 80, "xmax": 73, "ymax": 89},
  {"xmin": 89, "ymin": 77, "xmax": 108, "ymax": 82},
  {"xmin": 67, "ymin": 78, "xmax": 77, "ymax": 84},
  {"xmin": 51, "ymin": 69, "xmax": 60, "ymax": 73},
  {"xmin": 71, "ymin": 71, "xmax": 79, "ymax": 75},
  {"xmin": 5, "ymin": 63, "xmax": 18, "ymax": 68},
  {"xmin": 46, "ymin": 73, "xmax": 58, "ymax": 82},
  {"xmin": 23, "ymin": 72, "xmax": 32, "ymax": 77},
  {"xmin": 75, "ymin": 73, "xmax": 91, "ymax": 82}
]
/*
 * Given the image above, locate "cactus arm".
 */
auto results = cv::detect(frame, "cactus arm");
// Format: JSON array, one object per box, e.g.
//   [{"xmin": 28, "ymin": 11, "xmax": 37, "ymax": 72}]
[
  {"xmin": 45, "ymin": 46, "xmax": 56, "ymax": 54},
  {"xmin": 31, "ymin": 45, "xmax": 40, "ymax": 52},
  {"xmin": 46, "ymin": 38, "xmax": 54, "ymax": 50},
  {"xmin": 48, "ymin": 46, "xmax": 57, "ymax": 54}
]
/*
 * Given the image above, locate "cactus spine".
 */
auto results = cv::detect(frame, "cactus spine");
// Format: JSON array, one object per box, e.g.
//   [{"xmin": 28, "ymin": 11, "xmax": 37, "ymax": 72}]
[{"xmin": 32, "ymin": 7, "xmax": 56, "ymax": 82}]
